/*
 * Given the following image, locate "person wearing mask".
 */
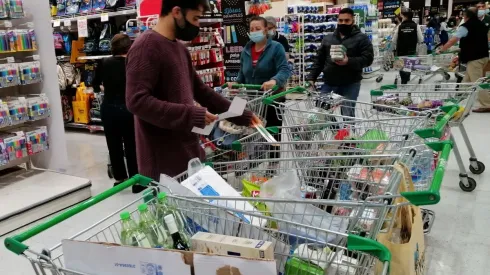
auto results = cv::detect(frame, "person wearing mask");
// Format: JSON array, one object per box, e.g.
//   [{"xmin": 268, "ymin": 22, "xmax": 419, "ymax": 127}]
[
  {"xmin": 393, "ymin": 10, "xmax": 424, "ymax": 84},
  {"xmin": 477, "ymin": 1, "xmax": 490, "ymax": 40},
  {"xmin": 438, "ymin": 17, "xmax": 449, "ymax": 47},
  {"xmin": 227, "ymin": 16, "xmax": 290, "ymax": 151},
  {"xmin": 125, "ymin": 0, "xmax": 261, "ymax": 180},
  {"xmin": 448, "ymin": 16, "xmax": 458, "ymax": 29},
  {"xmin": 307, "ymin": 8, "xmax": 373, "ymax": 117},
  {"xmin": 93, "ymin": 34, "xmax": 142, "ymax": 193},
  {"xmin": 428, "ymin": 13, "xmax": 441, "ymax": 33},
  {"xmin": 438, "ymin": 8, "xmax": 490, "ymax": 113},
  {"xmin": 264, "ymin": 16, "xmax": 290, "ymax": 53}
]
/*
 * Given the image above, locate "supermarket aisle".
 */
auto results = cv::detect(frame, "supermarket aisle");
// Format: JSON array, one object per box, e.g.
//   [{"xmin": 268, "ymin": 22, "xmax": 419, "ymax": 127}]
[{"xmin": 1, "ymin": 71, "xmax": 490, "ymax": 274}]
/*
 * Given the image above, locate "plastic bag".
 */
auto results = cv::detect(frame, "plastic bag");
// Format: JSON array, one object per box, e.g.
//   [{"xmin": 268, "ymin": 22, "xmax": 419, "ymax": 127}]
[{"xmin": 260, "ymin": 170, "xmax": 302, "ymax": 199}]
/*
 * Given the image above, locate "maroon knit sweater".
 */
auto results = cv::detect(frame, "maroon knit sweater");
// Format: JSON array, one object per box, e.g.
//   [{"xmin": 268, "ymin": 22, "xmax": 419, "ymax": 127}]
[{"xmin": 126, "ymin": 30, "xmax": 252, "ymax": 180}]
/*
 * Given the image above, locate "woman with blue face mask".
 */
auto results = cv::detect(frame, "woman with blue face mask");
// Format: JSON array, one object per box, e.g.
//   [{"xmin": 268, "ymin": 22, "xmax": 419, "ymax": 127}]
[{"xmin": 227, "ymin": 16, "xmax": 290, "ymax": 157}]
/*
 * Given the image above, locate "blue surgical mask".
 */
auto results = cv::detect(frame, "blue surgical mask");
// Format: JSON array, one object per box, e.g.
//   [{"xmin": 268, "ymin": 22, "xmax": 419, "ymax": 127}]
[
  {"xmin": 478, "ymin": 9, "xmax": 486, "ymax": 17},
  {"xmin": 486, "ymin": 8, "xmax": 489, "ymax": 14},
  {"xmin": 248, "ymin": 31, "xmax": 266, "ymax": 43},
  {"xmin": 268, "ymin": 30, "xmax": 275, "ymax": 36}
]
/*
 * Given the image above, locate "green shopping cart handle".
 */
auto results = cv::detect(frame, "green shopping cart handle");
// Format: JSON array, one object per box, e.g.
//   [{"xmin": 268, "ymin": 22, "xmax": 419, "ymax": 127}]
[
  {"xmin": 220, "ymin": 83, "xmax": 279, "ymax": 91},
  {"xmin": 414, "ymin": 105, "xmax": 459, "ymax": 139},
  {"xmin": 401, "ymin": 140, "xmax": 453, "ymax": 206},
  {"xmin": 348, "ymin": 234, "xmax": 391, "ymax": 274},
  {"xmin": 263, "ymin": 86, "xmax": 308, "ymax": 105},
  {"xmin": 4, "ymin": 174, "xmax": 154, "ymax": 255},
  {"xmin": 479, "ymin": 83, "xmax": 490, "ymax": 89}
]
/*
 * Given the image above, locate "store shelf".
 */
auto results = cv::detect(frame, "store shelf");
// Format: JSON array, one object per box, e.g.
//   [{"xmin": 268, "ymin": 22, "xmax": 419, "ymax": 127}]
[
  {"xmin": 65, "ymin": 122, "xmax": 104, "ymax": 133},
  {"xmin": 51, "ymin": 7, "xmax": 137, "ymax": 24},
  {"xmin": 78, "ymin": 55, "xmax": 111, "ymax": 60}
]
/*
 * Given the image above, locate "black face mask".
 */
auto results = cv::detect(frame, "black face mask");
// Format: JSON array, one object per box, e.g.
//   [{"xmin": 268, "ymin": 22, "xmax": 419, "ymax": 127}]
[
  {"xmin": 337, "ymin": 24, "xmax": 353, "ymax": 36},
  {"xmin": 175, "ymin": 13, "xmax": 200, "ymax": 41}
]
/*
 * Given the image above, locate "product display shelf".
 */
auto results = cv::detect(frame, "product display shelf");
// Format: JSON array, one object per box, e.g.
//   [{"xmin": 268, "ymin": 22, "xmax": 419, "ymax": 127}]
[
  {"xmin": 51, "ymin": 6, "xmax": 137, "ymax": 24},
  {"xmin": 0, "ymin": 0, "xmax": 92, "ymax": 236},
  {"xmin": 64, "ymin": 121, "xmax": 104, "ymax": 133}
]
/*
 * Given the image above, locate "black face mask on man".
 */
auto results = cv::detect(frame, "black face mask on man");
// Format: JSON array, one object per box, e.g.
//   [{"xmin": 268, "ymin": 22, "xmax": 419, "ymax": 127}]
[
  {"xmin": 337, "ymin": 24, "xmax": 354, "ymax": 36},
  {"xmin": 174, "ymin": 12, "xmax": 200, "ymax": 41}
]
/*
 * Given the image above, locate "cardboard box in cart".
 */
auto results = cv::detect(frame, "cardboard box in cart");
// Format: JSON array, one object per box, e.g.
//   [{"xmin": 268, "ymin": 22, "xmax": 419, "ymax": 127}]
[{"xmin": 62, "ymin": 240, "xmax": 276, "ymax": 275}]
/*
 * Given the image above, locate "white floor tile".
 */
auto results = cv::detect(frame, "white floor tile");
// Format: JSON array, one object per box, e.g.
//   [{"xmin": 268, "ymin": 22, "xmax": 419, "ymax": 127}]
[{"xmin": 1, "ymin": 71, "xmax": 489, "ymax": 274}]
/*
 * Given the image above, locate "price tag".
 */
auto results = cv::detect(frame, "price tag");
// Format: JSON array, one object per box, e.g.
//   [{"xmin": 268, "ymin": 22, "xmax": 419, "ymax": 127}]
[
  {"xmin": 27, "ymin": 22, "xmax": 34, "ymax": 28},
  {"xmin": 63, "ymin": 20, "xmax": 71, "ymax": 27},
  {"xmin": 53, "ymin": 19, "xmax": 61, "ymax": 27},
  {"xmin": 100, "ymin": 13, "xmax": 109, "ymax": 22},
  {"xmin": 7, "ymin": 57, "xmax": 14, "ymax": 63},
  {"xmin": 4, "ymin": 21, "xmax": 12, "ymax": 28},
  {"xmin": 32, "ymin": 55, "xmax": 40, "ymax": 61},
  {"xmin": 77, "ymin": 17, "xmax": 88, "ymax": 38}
]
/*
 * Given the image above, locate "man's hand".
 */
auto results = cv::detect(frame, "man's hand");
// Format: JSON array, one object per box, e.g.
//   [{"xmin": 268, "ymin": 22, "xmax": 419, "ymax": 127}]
[
  {"xmin": 250, "ymin": 114, "xmax": 263, "ymax": 127},
  {"xmin": 335, "ymin": 55, "xmax": 349, "ymax": 66},
  {"xmin": 261, "ymin": 80, "xmax": 277, "ymax": 91},
  {"xmin": 205, "ymin": 111, "xmax": 218, "ymax": 125},
  {"xmin": 227, "ymin": 82, "xmax": 238, "ymax": 88},
  {"xmin": 436, "ymin": 48, "xmax": 443, "ymax": 54}
]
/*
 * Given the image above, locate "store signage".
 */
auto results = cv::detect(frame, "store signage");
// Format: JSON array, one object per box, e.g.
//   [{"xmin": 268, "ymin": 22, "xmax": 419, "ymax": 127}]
[
  {"xmin": 222, "ymin": 0, "xmax": 249, "ymax": 82},
  {"xmin": 100, "ymin": 13, "xmax": 109, "ymax": 22},
  {"xmin": 382, "ymin": 0, "xmax": 400, "ymax": 18},
  {"xmin": 77, "ymin": 17, "xmax": 88, "ymax": 38}
]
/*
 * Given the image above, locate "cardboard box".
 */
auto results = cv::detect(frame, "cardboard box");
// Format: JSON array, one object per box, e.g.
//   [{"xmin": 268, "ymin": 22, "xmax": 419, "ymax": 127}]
[
  {"xmin": 62, "ymin": 240, "xmax": 276, "ymax": 275},
  {"xmin": 191, "ymin": 232, "xmax": 274, "ymax": 260}
]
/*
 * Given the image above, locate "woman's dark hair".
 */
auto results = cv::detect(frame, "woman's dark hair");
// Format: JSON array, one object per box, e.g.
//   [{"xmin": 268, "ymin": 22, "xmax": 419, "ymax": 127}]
[
  {"xmin": 161, "ymin": 0, "xmax": 209, "ymax": 16},
  {"xmin": 339, "ymin": 8, "xmax": 354, "ymax": 17},
  {"xmin": 250, "ymin": 16, "xmax": 268, "ymax": 27},
  {"xmin": 111, "ymin": 34, "xmax": 131, "ymax": 56}
]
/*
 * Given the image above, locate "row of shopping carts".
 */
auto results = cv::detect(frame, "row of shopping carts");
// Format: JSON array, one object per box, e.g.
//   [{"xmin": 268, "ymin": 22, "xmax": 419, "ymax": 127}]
[{"xmin": 4, "ymin": 80, "xmax": 486, "ymax": 274}]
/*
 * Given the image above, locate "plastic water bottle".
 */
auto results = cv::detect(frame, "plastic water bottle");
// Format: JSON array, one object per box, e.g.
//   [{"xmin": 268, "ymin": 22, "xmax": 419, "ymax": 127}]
[
  {"xmin": 120, "ymin": 211, "xmax": 153, "ymax": 248},
  {"xmin": 138, "ymin": 204, "xmax": 172, "ymax": 249},
  {"xmin": 411, "ymin": 150, "xmax": 434, "ymax": 183},
  {"xmin": 155, "ymin": 193, "xmax": 191, "ymax": 244},
  {"xmin": 188, "ymin": 158, "xmax": 204, "ymax": 176}
]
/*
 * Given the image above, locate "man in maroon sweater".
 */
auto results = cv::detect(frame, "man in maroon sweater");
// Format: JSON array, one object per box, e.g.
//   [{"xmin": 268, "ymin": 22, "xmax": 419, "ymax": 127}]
[{"xmin": 126, "ymin": 0, "xmax": 260, "ymax": 181}]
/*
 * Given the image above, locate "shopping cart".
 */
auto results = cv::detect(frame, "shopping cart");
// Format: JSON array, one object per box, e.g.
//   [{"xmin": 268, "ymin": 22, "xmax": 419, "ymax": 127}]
[
  {"xmin": 4, "ymin": 175, "xmax": 391, "ymax": 275},
  {"xmin": 392, "ymin": 53, "xmax": 454, "ymax": 84},
  {"xmin": 371, "ymin": 81, "xmax": 487, "ymax": 191},
  {"xmin": 379, "ymin": 37, "xmax": 394, "ymax": 72}
]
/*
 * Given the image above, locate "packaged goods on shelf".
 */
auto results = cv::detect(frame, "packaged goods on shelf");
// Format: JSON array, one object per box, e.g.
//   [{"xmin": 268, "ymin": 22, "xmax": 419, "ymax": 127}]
[
  {"xmin": 191, "ymin": 232, "xmax": 275, "ymax": 260},
  {"xmin": 0, "ymin": 101, "xmax": 8, "ymax": 127},
  {"xmin": 72, "ymin": 83, "xmax": 92, "ymax": 124},
  {"xmin": 0, "ymin": 131, "xmax": 27, "ymax": 161},
  {"xmin": 1, "ymin": 0, "xmax": 25, "ymax": 19},
  {"xmin": 5, "ymin": 97, "xmax": 28, "ymax": 125},
  {"xmin": 26, "ymin": 94, "xmax": 50, "ymax": 120},
  {"xmin": 17, "ymin": 126, "xmax": 49, "ymax": 155},
  {"xmin": 13, "ymin": 29, "xmax": 37, "ymax": 51},
  {"xmin": 19, "ymin": 61, "xmax": 41, "ymax": 85},
  {"xmin": 0, "ymin": 63, "xmax": 20, "ymax": 87}
]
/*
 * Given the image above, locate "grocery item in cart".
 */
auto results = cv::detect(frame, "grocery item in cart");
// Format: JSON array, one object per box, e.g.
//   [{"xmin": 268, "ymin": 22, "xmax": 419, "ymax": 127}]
[
  {"xmin": 155, "ymin": 192, "xmax": 191, "ymax": 243},
  {"xmin": 119, "ymin": 211, "xmax": 153, "ymax": 248},
  {"xmin": 330, "ymin": 44, "xmax": 347, "ymax": 61},
  {"xmin": 138, "ymin": 204, "xmax": 172, "ymax": 249},
  {"xmin": 164, "ymin": 214, "xmax": 190, "ymax": 251}
]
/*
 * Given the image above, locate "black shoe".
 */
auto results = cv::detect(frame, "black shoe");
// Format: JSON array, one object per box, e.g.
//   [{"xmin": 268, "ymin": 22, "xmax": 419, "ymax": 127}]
[
  {"xmin": 113, "ymin": 180, "xmax": 125, "ymax": 187},
  {"xmin": 132, "ymin": 184, "xmax": 147, "ymax": 194}
]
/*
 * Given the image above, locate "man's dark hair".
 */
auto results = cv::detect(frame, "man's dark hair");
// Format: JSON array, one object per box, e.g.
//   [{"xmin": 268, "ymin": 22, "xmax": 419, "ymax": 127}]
[
  {"xmin": 111, "ymin": 34, "xmax": 131, "ymax": 55},
  {"xmin": 401, "ymin": 10, "xmax": 414, "ymax": 20},
  {"xmin": 339, "ymin": 8, "xmax": 354, "ymax": 17},
  {"xmin": 478, "ymin": 1, "xmax": 486, "ymax": 5},
  {"xmin": 161, "ymin": 0, "xmax": 209, "ymax": 16},
  {"xmin": 465, "ymin": 8, "xmax": 477, "ymax": 19},
  {"xmin": 250, "ymin": 16, "xmax": 268, "ymax": 27}
]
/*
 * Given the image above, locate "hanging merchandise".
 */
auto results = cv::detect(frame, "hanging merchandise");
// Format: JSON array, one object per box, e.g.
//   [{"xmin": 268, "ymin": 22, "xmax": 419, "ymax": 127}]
[
  {"xmin": 14, "ymin": 29, "xmax": 37, "ymax": 51},
  {"xmin": 125, "ymin": 0, "xmax": 136, "ymax": 7},
  {"xmin": 92, "ymin": 0, "xmax": 105, "ymax": 11},
  {"xmin": 0, "ymin": 63, "xmax": 20, "ymax": 88},
  {"xmin": 53, "ymin": 32, "xmax": 64, "ymax": 51},
  {"xmin": 1, "ymin": 131, "xmax": 27, "ymax": 161},
  {"xmin": 105, "ymin": 0, "xmax": 123, "ymax": 9},
  {"xmin": 79, "ymin": 0, "xmax": 92, "ymax": 13},
  {"xmin": 83, "ymin": 23, "xmax": 99, "ymax": 54},
  {"xmin": 6, "ymin": 97, "xmax": 28, "ymax": 125},
  {"xmin": 0, "ymin": 101, "xmax": 8, "ymax": 128},
  {"xmin": 66, "ymin": 0, "xmax": 80, "ymax": 14},
  {"xmin": 98, "ymin": 23, "xmax": 113, "ymax": 53},
  {"xmin": 0, "ymin": 0, "xmax": 8, "ymax": 19},
  {"xmin": 62, "ymin": 33, "xmax": 72, "ymax": 54},
  {"xmin": 22, "ymin": 126, "xmax": 49, "ymax": 155},
  {"xmin": 57, "ymin": 64, "xmax": 66, "ymax": 90},
  {"xmin": 8, "ymin": 0, "xmax": 24, "ymax": 18},
  {"xmin": 57, "ymin": 0, "xmax": 66, "ymax": 16},
  {"xmin": 19, "ymin": 61, "xmax": 42, "ymax": 85},
  {"xmin": 72, "ymin": 82, "xmax": 92, "ymax": 124},
  {"xmin": 0, "ymin": 30, "xmax": 14, "ymax": 53},
  {"xmin": 248, "ymin": 0, "xmax": 271, "ymax": 15}
]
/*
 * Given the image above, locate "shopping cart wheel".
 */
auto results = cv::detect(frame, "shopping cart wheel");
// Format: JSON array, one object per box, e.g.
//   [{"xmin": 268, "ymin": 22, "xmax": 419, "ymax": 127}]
[
  {"xmin": 376, "ymin": 76, "xmax": 383, "ymax": 83},
  {"xmin": 444, "ymin": 72, "xmax": 451, "ymax": 80},
  {"xmin": 107, "ymin": 164, "xmax": 114, "ymax": 179},
  {"xmin": 394, "ymin": 78, "xmax": 398, "ymax": 85},
  {"xmin": 469, "ymin": 161, "xmax": 485, "ymax": 175},
  {"xmin": 383, "ymin": 64, "xmax": 390, "ymax": 71},
  {"xmin": 459, "ymin": 177, "xmax": 477, "ymax": 192},
  {"xmin": 418, "ymin": 78, "xmax": 423, "ymax": 84}
]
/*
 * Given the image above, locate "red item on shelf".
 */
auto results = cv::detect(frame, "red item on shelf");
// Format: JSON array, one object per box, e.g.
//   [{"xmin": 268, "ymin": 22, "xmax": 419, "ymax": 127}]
[
  {"xmin": 139, "ymin": 0, "xmax": 162, "ymax": 17},
  {"xmin": 334, "ymin": 129, "xmax": 350, "ymax": 140}
]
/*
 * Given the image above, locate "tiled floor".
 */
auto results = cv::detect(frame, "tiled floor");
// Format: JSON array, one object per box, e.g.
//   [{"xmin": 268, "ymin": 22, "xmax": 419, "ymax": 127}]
[{"xmin": 1, "ymin": 71, "xmax": 489, "ymax": 274}]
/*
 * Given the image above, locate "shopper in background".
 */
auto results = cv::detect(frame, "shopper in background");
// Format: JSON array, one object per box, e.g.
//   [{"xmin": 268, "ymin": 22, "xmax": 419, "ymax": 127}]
[
  {"xmin": 126, "ymin": 0, "xmax": 261, "ymax": 180},
  {"xmin": 265, "ymin": 16, "xmax": 290, "ymax": 54},
  {"xmin": 438, "ymin": 8, "xmax": 490, "ymax": 113},
  {"xmin": 227, "ymin": 16, "xmax": 290, "ymax": 151},
  {"xmin": 477, "ymin": 2, "xmax": 490, "ymax": 33},
  {"xmin": 307, "ymin": 8, "xmax": 373, "ymax": 116},
  {"xmin": 393, "ymin": 10, "xmax": 424, "ymax": 84},
  {"xmin": 93, "ymin": 34, "xmax": 142, "ymax": 193},
  {"xmin": 448, "ymin": 16, "xmax": 458, "ymax": 28},
  {"xmin": 438, "ymin": 17, "xmax": 449, "ymax": 47}
]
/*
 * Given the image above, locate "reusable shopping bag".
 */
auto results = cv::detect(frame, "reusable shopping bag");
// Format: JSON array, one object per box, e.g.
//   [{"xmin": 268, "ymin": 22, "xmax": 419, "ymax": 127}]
[{"xmin": 376, "ymin": 162, "xmax": 426, "ymax": 275}]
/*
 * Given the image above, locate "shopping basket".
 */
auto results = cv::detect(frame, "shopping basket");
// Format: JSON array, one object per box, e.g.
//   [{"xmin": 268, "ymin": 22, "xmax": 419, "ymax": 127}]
[
  {"xmin": 4, "ymin": 175, "xmax": 391, "ymax": 275},
  {"xmin": 371, "ymin": 80, "xmax": 487, "ymax": 191},
  {"xmin": 392, "ymin": 53, "xmax": 454, "ymax": 84}
]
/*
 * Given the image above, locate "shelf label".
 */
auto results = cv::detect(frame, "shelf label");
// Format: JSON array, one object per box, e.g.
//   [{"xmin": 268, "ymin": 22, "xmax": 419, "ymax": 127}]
[
  {"xmin": 27, "ymin": 22, "xmax": 34, "ymax": 28},
  {"xmin": 53, "ymin": 19, "xmax": 61, "ymax": 27},
  {"xmin": 101, "ymin": 13, "xmax": 109, "ymax": 22},
  {"xmin": 4, "ymin": 21, "xmax": 12, "ymax": 28},
  {"xmin": 63, "ymin": 20, "xmax": 71, "ymax": 27},
  {"xmin": 77, "ymin": 17, "xmax": 88, "ymax": 37},
  {"xmin": 7, "ymin": 57, "xmax": 14, "ymax": 63},
  {"xmin": 32, "ymin": 55, "xmax": 40, "ymax": 61}
]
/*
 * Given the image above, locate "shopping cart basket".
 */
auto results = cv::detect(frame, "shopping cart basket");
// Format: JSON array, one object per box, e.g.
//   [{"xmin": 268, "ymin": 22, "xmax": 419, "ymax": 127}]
[
  {"xmin": 371, "ymin": 81, "xmax": 487, "ymax": 191},
  {"xmin": 4, "ymin": 175, "xmax": 391, "ymax": 275},
  {"xmin": 393, "ymin": 53, "xmax": 454, "ymax": 84}
]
